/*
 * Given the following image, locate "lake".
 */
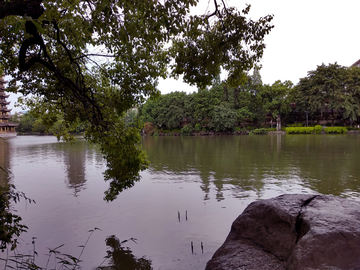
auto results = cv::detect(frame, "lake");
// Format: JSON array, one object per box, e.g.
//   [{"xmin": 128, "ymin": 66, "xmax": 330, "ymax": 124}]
[{"xmin": 1, "ymin": 134, "xmax": 360, "ymax": 269}]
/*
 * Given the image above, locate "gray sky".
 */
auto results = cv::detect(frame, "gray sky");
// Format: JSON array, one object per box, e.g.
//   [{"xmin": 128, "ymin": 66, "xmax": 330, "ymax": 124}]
[{"xmin": 7, "ymin": 1, "xmax": 360, "ymax": 112}]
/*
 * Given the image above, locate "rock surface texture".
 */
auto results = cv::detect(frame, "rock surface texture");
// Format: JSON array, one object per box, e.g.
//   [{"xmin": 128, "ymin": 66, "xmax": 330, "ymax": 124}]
[{"xmin": 205, "ymin": 194, "xmax": 360, "ymax": 270}]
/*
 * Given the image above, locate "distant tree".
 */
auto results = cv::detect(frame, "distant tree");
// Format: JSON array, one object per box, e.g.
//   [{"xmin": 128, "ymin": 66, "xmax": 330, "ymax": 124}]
[
  {"xmin": 32, "ymin": 119, "xmax": 46, "ymax": 134},
  {"xmin": 292, "ymin": 63, "xmax": 360, "ymax": 125},
  {"xmin": 251, "ymin": 67, "xmax": 263, "ymax": 86},
  {"xmin": 260, "ymin": 80, "xmax": 293, "ymax": 121},
  {"xmin": 236, "ymin": 75, "xmax": 265, "ymax": 125},
  {"xmin": 210, "ymin": 104, "xmax": 237, "ymax": 132},
  {"xmin": 16, "ymin": 113, "xmax": 35, "ymax": 133}
]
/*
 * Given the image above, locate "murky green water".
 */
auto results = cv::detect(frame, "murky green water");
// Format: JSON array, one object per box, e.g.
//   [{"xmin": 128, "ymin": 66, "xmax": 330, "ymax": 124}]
[{"xmin": 1, "ymin": 135, "xmax": 360, "ymax": 269}]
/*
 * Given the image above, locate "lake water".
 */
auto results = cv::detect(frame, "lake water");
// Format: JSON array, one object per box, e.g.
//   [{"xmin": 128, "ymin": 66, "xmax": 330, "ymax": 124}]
[{"xmin": 1, "ymin": 134, "xmax": 360, "ymax": 269}]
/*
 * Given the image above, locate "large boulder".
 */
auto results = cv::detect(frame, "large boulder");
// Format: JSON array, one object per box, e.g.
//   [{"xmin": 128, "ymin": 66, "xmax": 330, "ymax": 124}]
[{"xmin": 206, "ymin": 194, "xmax": 360, "ymax": 270}]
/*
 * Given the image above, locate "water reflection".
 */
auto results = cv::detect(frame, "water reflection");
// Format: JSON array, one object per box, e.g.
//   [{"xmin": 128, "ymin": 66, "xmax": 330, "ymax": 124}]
[
  {"xmin": 6, "ymin": 137, "xmax": 94, "ymax": 197},
  {"xmin": 62, "ymin": 141, "xmax": 87, "ymax": 196},
  {"xmin": 143, "ymin": 135, "xmax": 360, "ymax": 200},
  {"xmin": 4, "ymin": 135, "xmax": 360, "ymax": 270},
  {"xmin": 0, "ymin": 138, "xmax": 11, "ymax": 186},
  {"xmin": 98, "ymin": 235, "xmax": 152, "ymax": 270}
]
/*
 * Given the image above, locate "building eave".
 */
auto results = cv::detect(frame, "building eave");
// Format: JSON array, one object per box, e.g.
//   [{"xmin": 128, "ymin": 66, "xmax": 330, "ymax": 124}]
[{"xmin": 351, "ymin": 59, "xmax": 360, "ymax": 67}]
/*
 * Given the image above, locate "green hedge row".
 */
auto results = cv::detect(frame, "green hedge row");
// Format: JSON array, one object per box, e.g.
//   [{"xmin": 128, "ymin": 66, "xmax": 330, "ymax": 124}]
[
  {"xmin": 285, "ymin": 125, "xmax": 348, "ymax": 134},
  {"xmin": 285, "ymin": 127, "xmax": 315, "ymax": 134},
  {"xmin": 324, "ymin": 127, "xmax": 348, "ymax": 134}
]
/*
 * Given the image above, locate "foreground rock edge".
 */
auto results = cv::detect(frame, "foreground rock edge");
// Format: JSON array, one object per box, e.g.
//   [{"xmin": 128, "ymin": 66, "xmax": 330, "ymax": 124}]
[{"xmin": 205, "ymin": 194, "xmax": 360, "ymax": 270}]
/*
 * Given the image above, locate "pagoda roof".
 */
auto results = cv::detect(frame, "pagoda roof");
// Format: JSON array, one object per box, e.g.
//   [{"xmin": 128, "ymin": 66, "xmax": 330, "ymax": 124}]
[
  {"xmin": 0, "ymin": 122, "xmax": 18, "ymax": 127},
  {"xmin": 0, "ymin": 94, "xmax": 10, "ymax": 98},
  {"xmin": 0, "ymin": 108, "xmax": 11, "ymax": 112},
  {"xmin": 0, "ymin": 101, "xmax": 10, "ymax": 105}
]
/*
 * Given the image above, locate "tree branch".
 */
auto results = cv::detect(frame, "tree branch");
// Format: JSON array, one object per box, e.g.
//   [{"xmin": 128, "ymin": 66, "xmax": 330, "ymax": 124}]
[{"xmin": 0, "ymin": 0, "xmax": 44, "ymax": 19}]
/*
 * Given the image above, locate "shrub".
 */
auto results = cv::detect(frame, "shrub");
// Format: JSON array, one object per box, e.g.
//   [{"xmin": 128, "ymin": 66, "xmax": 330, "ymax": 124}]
[
  {"xmin": 195, "ymin": 123, "xmax": 201, "ymax": 132},
  {"xmin": 181, "ymin": 124, "xmax": 193, "ymax": 135},
  {"xmin": 324, "ymin": 127, "xmax": 348, "ymax": 134},
  {"xmin": 314, "ymin": 125, "xmax": 323, "ymax": 134},
  {"xmin": 253, "ymin": 128, "xmax": 268, "ymax": 135},
  {"xmin": 285, "ymin": 127, "xmax": 315, "ymax": 134}
]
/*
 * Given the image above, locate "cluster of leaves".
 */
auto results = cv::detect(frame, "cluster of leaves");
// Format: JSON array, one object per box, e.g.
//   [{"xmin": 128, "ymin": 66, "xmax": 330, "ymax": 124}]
[
  {"xmin": 181, "ymin": 124, "xmax": 193, "ymax": 135},
  {"xmin": 0, "ymin": 0, "xmax": 274, "ymax": 201},
  {"xmin": 0, "ymin": 185, "xmax": 34, "ymax": 252}
]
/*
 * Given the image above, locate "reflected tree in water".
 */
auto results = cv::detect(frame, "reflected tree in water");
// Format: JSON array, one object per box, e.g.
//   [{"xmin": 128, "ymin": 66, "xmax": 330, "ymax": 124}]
[
  {"xmin": 98, "ymin": 235, "xmax": 152, "ymax": 270},
  {"xmin": 62, "ymin": 141, "xmax": 87, "ymax": 197},
  {"xmin": 0, "ymin": 139, "xmax": 11, "ymax": 186},
  {"xmin": 143, "ymin": 135, "xmax": 360, "ymax": 199}
]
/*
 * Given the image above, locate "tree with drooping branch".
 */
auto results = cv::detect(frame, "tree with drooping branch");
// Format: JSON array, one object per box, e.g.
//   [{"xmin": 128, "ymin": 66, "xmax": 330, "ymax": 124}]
[{"xmin": 0, "ymin": 0, "xmax": 274, "ymax": 200}]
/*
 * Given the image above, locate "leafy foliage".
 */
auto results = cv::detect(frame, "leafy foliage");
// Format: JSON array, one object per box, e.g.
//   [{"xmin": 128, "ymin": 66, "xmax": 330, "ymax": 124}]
[
  {"xmin": 291, "ymin": 63, "xmax": 360, "ymax": 123},
  {"xmin": 210, "ymin": 104, "xmax": 237, "ymax": 132},
  {"xmin": 0, "ymin": 185, "xmax": 34, "ymax": 251},
  {"xmin": 181, "ymin": 124, "xmax": 193, "ymax": 135}
]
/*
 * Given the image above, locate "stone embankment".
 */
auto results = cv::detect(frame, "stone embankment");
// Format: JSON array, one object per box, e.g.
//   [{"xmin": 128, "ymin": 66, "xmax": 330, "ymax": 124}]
[{"xmin": 206, "ymin": 194, "xmax": 360, "ymax": 270}]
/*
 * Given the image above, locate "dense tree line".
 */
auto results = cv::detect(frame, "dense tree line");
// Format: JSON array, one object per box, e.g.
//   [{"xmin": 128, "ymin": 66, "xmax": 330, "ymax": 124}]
[
  {"xmin": 11, "ymin": 112, "xmax": 87, "ymax": 137},
  {"xmin": 138, "ymin": 69, "xmax": 293, "ymax": 132},
  {"xmin": 138, "ymin": 63, "xmax": 360, "ymax": 133}
]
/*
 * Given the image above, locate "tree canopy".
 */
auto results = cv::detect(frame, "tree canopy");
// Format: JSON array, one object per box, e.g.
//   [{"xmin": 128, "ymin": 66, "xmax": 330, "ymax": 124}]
[
  {"xmin": 0, "ymin": 0, "xmax": 274, "ymax": 200},
  {"xmin": 291, "ymin": 63, "xmax": 360, "ymax": 124}
]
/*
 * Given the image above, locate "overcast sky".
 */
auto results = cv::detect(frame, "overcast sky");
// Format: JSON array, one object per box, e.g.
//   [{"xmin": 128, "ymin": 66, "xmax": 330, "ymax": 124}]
[{"xmin": 7, "ymin": 0, "xmax": 360, "ymax": 112}]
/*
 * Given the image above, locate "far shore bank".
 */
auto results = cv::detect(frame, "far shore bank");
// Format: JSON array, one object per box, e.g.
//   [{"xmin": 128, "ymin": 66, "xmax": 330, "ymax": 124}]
[{"xmin": 143, "ymin": 129, "xmax": 360, "ymax": 136}]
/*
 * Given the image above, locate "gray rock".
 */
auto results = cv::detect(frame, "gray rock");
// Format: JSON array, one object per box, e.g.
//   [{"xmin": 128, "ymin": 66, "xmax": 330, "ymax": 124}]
[{"xmin": 205, "ymin": 194, "xmax": 360, "ymax": 270}]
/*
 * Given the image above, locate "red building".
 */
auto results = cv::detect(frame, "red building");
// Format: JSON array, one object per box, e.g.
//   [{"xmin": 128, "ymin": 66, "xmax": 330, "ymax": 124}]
[{"xmin": 0, "ymin": 76, "xmax": 17, "ymax": 137}]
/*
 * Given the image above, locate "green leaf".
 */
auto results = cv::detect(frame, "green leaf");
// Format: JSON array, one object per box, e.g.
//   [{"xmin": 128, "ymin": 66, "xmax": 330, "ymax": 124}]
[
  {"xmin": 31, "ymin": 20, "xmax": 45, "ymax": 34},
  {"xmin": 13, "ymin": 21, "xmax": 22, "ymax": 33}
]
